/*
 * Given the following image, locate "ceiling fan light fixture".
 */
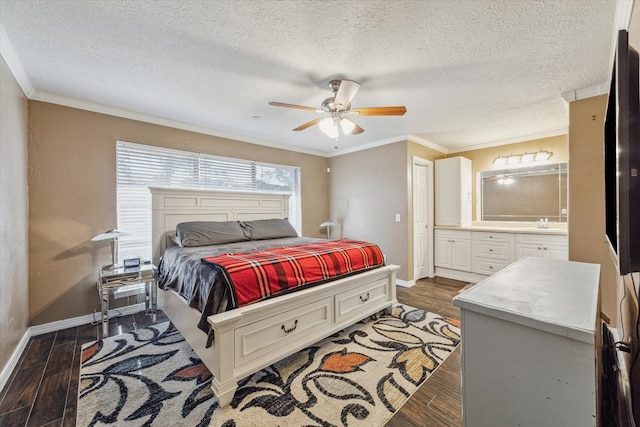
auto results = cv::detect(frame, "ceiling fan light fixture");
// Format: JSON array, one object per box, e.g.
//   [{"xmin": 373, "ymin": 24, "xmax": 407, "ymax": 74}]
[
  {"xmin": 269, "ymin": 78, "xmax": 406, "ymax": 139},
  {"xmin": 340, "ymin": 118, "xmax": 356, "ymax": 134},
  {"xmin": 319, "ymin": 117, "xmax": 339, "ymax": 138}
]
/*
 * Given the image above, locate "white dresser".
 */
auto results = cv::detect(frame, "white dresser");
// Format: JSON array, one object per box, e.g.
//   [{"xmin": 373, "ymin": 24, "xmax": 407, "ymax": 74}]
[{"xmin": 452, "ymin": 257, "xmax": 600, "ymax": 427}]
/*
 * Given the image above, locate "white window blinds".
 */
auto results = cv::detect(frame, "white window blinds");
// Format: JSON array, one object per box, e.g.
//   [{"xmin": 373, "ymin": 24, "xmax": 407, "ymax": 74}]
[{"xmin": 116, "ymin": 141, "xmax": 302, "ymax": 261}]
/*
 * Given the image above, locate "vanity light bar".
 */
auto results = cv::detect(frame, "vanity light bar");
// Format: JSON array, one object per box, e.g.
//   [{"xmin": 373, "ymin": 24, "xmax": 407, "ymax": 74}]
[{"xmin": 493, "ymin": 150, "xmax": 552, "ymax": 167}]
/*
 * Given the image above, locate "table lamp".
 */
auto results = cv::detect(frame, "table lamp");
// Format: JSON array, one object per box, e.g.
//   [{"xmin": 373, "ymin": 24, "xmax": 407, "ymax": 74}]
[
  {"xmin": 320, "ymin": 221, "xmax": 336, "ymax": 239},
  {"xmin": 91, "ymin": 229, "xmax": 129, "ymax": 268}
]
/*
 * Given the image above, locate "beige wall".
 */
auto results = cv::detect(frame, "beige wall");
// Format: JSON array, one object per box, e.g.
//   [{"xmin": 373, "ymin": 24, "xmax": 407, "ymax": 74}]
[
  {"xmin": 27, "ymin": 101, "xmax": 329, "ymax": 325},
  {"xmin": 568, "ymin": 95, "xmax": 617, "ymax": 323},
  {"xmin": 454, "ymin": 135, "xmax": 569, "ymax": 221},
  {"xmin": 0, "ymin": 57, "xmax": 29, "ymax": 372},
  {"xmin": 329, "ymin": 141, "xmax": 410, "ymax": 280},
  {"xmin": 328, "ymin": 140, "xmax": 446, "ymax": 283}
]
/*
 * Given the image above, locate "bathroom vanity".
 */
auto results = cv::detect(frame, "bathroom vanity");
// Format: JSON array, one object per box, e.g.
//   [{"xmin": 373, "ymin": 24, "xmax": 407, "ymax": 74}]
[{"xmin": 434, "ymin": 224, "xmax": 568, "ymax": 282}]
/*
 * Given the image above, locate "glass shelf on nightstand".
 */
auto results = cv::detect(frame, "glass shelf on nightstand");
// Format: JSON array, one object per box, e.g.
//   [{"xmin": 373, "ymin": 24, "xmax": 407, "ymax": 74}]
[{"xmin": 97, "ymin": 263, "xmax": 158, "ymax": 337}]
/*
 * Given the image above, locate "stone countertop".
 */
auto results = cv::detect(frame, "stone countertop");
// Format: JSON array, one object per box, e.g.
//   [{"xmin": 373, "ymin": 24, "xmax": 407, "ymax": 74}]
[
  {"xmin": 453, "ymin": 257, "xmax": 599, "ymax": 343},
  {"xmin": 434, "ymin": 222, "xmax": 568, "ymax": 236}
]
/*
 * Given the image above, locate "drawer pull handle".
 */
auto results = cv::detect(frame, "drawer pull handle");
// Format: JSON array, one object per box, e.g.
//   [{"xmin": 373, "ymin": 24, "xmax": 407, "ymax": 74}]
[
  {"xmin": 489, "ymin": 249, "xmax": 493, "ymax": 252},
  {"xmin": 360, "ymin": 292, "xmax": 370, "ymax": 303},
  {"xmin": 281, "ymin": 320, "xmax": 298, "ymax": 333}
]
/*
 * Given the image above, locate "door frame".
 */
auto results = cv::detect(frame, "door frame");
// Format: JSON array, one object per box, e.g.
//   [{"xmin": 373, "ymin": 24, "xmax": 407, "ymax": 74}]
[{"xmin": 412, "ymin": 156, "xmax": 435, "ymax": 280}]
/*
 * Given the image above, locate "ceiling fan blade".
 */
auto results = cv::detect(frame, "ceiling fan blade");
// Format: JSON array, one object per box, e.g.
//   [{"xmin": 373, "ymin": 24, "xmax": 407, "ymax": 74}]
[
  {"xmin": 334, "ymin": 80, "xmax": 361, "ymax": 111},
  {"xmin": 342, "ymin": 117, "xmax": 364, "ymax": 135},
  {"xmin": 350, "ymin": 106, "xmax": 407, "ymax": 116},
  {"xmin": 293, "ymin": 118, "xmax": 323, "ymax": 131},
  {"xmin": 269, "ymin": 102, "xmax": 322, "ymax": 112}
]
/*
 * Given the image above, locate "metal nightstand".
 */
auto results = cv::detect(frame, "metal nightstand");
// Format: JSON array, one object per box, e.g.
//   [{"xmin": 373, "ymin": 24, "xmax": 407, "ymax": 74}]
[{"xmin": 98, "ymin": 263, "xmax": 158, "ymax": 336}]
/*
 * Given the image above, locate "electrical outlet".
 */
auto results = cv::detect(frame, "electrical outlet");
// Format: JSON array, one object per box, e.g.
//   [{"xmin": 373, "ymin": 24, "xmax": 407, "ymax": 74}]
[{"xmin": 395, "ymin": 214, "xmax": 400, "ymax": 222}]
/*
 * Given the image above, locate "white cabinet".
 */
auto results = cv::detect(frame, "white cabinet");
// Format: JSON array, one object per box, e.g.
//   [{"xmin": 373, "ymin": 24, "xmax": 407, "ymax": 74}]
[
  {"xmin": 453, "ymin": 258, "xmax": 599, "ymax": 427},
  {"xmin": 434, "ymin": 229, "xmax": 471, "ymax": 271},
  {"xmin": 514, "ymin": 233, "xmax": 568, "ymax": 260},
  {"xmin": 435, "ymin": 157, "xmax": 472, "ymax": 226},
  {"xmin": 435, "ymin": 228, "xmax": 568, "ymax": 281},
  {"xmin": 472, "ymin": 232, "xmax": 511, "ymax": 275}
]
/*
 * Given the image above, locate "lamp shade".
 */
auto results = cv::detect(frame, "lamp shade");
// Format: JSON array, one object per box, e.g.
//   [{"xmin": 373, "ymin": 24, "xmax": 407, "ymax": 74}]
[
  {"xmin": 339, "ymin": 118, "xmax": 355, "ymax": 134},
  {"xmin": 319, "ymin": 118, "xmax": 339, "ymax": 138},
  {"xmin": 91, "ymin": 229, "xmax": 129, "ymax": 268},
  {"xmin": 91, "ymin": 229, "xmax": 129, "ymax": 241}
]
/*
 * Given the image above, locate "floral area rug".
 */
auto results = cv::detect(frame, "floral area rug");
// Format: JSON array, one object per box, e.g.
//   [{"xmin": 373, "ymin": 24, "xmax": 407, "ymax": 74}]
[{"xmin": 77, "ymin": 305, "xmax": 461, "ymax": 426}]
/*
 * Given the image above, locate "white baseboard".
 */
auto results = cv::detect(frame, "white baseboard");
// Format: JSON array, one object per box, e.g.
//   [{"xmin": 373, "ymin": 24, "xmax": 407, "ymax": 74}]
[
  {"xmin": 29, "ymin": 303, "xmax": 147, "ymax": 336},
  {"xmin": 396, "ymin": 279, "xmax": 415, "ymax": 288},
  {"xmin": 0, "ymin": 328, "xmax": 31, "ymax": 393},
  {"xmin": 1, "ymin": 303, "xmax": 148, "ymax": 391},
  {"xmin": 434, "ymin": 267, "xmax": 484, "ymax": 283}
]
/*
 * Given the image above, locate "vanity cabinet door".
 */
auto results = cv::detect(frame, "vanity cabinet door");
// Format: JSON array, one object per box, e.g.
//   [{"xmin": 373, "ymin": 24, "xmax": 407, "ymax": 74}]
[
  {"xmin": 434, "ymin": 235, "xmax": 452, "ymax": 267},
  {"xmin": 514, "ymin": 234, "xmax": 568, "ymax": 261},
  {"xmin": 434, "ymin": 230, "xmax": 471, "ymax": 271},
  {"xmin": 451, "ymin": 239, "xmax": 472, "ymax": 271},
  {"xmin": 514, "ymin": 243, "xmax": 543, "ymax": 259}
]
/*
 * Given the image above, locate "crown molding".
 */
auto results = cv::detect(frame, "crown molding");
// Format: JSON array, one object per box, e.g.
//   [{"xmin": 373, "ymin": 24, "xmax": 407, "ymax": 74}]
[
  {"xmin": 448, "ymin": 128, "xmax": 568, "ymax": 153},
  {"xmin": 0, "ymin": 24, "xmax": 35, "ymax": 98},
  {"xmin": 561, "ymin": 84, "xmax": 610, "ymax": 103},
  {"xmin": 32, "ymin": 91, "xmax": 331, "ymax": 157},
  {"xmin": 326, "ymin": 135, "xmax": 410, "ymax": 157},
  {"xmin": 407, "ymin": 134, "xmax": 450, "ymax": 154}
]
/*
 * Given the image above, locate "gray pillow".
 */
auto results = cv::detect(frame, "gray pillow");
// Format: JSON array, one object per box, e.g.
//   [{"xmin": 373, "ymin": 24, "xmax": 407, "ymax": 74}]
[
  {"xmin": 175, "ymin": 221, "xmax": 248, "ymax": 247},
  {"xmin": 240, "ymin": 218, "xmax": 298, "ymax": 240}
]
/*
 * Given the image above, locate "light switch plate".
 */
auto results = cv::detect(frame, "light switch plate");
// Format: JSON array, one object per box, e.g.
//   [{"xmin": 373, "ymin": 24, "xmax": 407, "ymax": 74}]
[{"xmin": 395, "ymin": 214, "xmax": 401, "ymax": 222}]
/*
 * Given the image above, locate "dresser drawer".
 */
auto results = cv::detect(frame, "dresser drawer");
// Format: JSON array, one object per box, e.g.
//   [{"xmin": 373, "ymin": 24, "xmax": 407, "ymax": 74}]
[
  {"xmin": 234, "ymin": 297, "xmax": 333, "ymax": 368},
  {"xmin": 335, "ymin": 279, "xmax": 390, "ymax": 324},
  {"xmin": 473, "ymin": 231, "xmax": 510, "ymax": 242},
  {"xmin": 473, "ymin": 257, "xmax": 511, "ymax": 275},
  {"xmin": 473, "ymin": 240, "xmax": 510, "ymax": 260}
]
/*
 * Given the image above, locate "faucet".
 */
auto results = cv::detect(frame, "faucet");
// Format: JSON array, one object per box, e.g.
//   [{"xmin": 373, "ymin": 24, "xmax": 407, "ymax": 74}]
[{"xmin": 538, "ymin": 218, "xmax": 549, "ymax": 228}]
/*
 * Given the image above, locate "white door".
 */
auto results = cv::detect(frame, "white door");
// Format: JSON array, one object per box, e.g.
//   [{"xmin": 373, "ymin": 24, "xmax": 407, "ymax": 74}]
[{"xmin": 413, "ymin": 158, "xmax": 434, "ymax": 279}]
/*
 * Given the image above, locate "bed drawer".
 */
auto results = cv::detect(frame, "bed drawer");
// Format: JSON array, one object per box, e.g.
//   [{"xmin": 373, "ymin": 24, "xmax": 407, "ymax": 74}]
[
  {"xmin": 234, "ymin": 296, "xmax": 333, "ymax": 368},
  {"xmin": 335, "ymin": 279, "xmax": 390, "ymax": 324}
]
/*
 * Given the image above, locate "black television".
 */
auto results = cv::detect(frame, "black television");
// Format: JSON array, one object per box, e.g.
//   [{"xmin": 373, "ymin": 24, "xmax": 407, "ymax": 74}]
[
  {"xmin": 602, "ymin": 28, "xmax": 640, "ymax": 427},
  {"xmin": 604, "ymin": 29, "xmax": 640, "ymax": 276}
]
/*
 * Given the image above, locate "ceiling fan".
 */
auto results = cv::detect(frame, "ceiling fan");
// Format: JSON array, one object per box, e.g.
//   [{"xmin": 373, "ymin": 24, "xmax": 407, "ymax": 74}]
[{"xmin": 269, "ymin": 79, "xmax": 407, "ymax": 141}]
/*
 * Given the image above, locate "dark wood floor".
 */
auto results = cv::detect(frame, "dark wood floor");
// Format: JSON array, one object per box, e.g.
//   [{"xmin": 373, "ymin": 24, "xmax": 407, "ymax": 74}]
[
  {"xmin": 0, "ymin": 310, "xmax": 169, "ymax": 427},
  {"xmin": 388, "ymin": 276, "xmax": 468, "ymax": 427},
  {"xmin": 0, "ymin": 276, "xmax": 467, "ymax": 427}
]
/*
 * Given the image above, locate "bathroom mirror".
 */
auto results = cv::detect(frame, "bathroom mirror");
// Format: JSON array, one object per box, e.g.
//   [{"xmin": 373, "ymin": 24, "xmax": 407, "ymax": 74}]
[{"xmin": 479, "ymin": 163, "xmax": 568, "ymax": 222}]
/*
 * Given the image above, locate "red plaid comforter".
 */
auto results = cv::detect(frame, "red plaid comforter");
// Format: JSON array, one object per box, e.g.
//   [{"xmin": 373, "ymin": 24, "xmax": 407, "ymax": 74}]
[{"xmin": 201, "ymin": 239, "xmax": 384, "ymax": 307}]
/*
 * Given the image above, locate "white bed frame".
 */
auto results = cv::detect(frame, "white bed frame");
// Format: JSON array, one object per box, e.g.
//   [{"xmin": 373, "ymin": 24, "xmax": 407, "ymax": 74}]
[{"xmin": 150, "ymin": 187, "xmax": 399, "ymax": 407}]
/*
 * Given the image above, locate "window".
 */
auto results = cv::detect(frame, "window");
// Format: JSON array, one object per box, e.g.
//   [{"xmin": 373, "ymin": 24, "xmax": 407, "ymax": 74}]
[{"xmin": 116, "ymin": 141, "xmax": 301, "ymax": 261}]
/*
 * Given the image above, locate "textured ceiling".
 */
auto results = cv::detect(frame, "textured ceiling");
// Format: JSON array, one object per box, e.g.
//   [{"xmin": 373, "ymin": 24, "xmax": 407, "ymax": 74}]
[{"xmin": 0, "ymin": 0, "xmax": 622, "ymax": 156}]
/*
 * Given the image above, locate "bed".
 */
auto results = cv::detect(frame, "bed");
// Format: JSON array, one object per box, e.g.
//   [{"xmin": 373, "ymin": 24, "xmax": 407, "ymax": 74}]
[{"xmin": 150, "ymin": 187, "xmax": 400, "ymax": 407}]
